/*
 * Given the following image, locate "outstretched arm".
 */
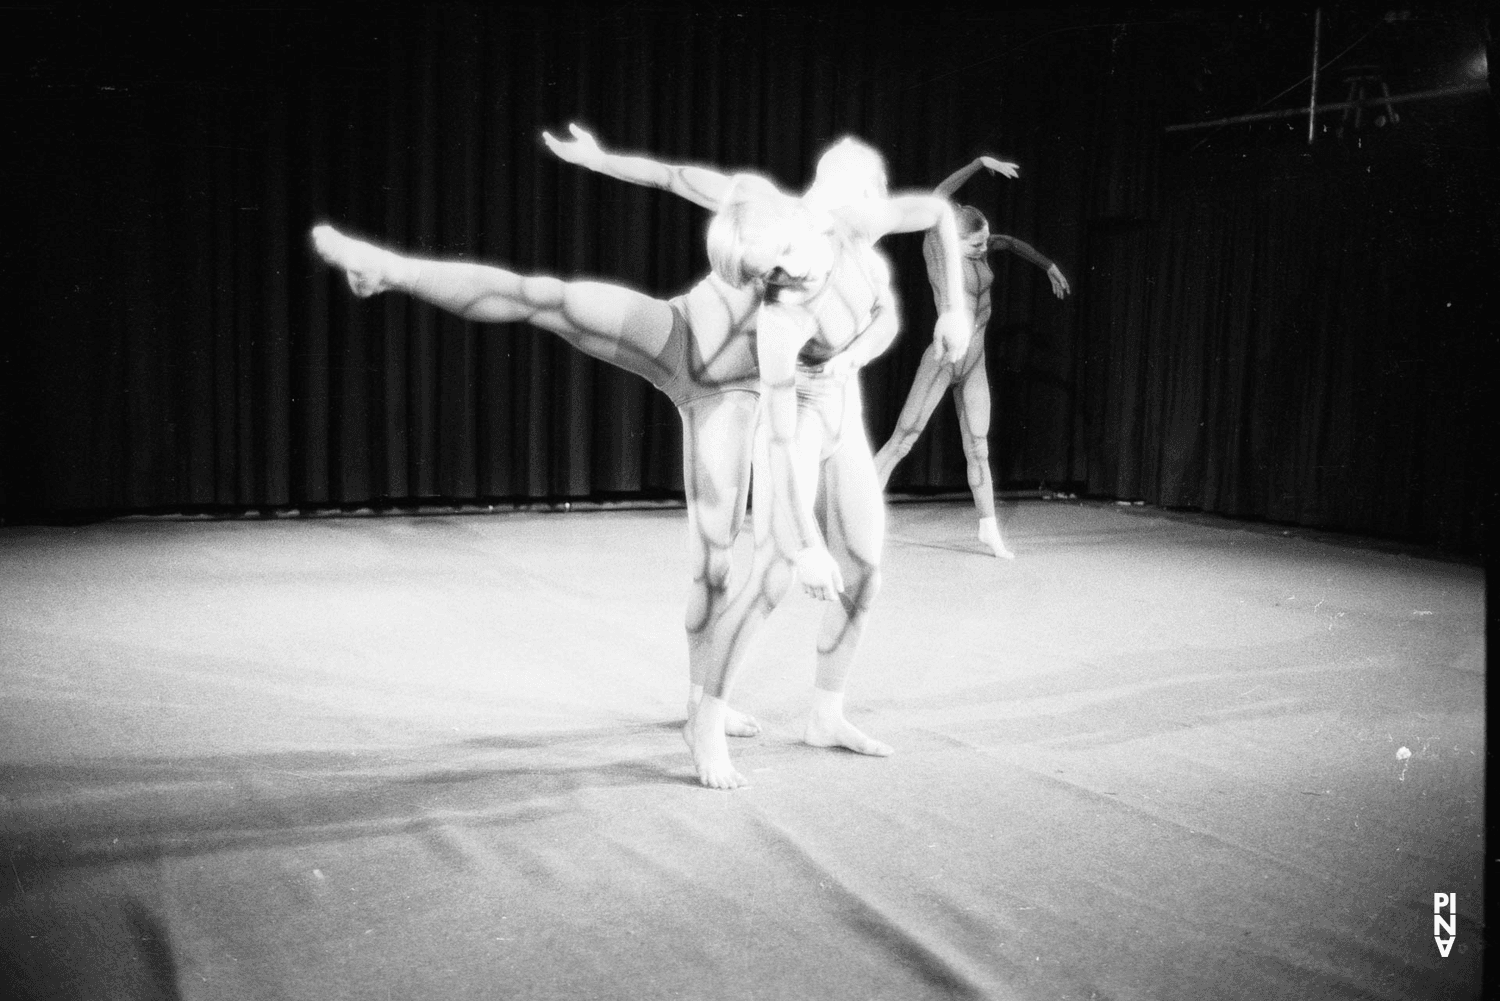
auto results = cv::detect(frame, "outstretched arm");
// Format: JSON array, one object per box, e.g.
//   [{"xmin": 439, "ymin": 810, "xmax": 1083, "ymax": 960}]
[
  {"xmin": 988, "ymin": 234, "xmax": 1071, "ymax": 298},
  {"xmin": 542, "ymin": 123, "xmax": 733, "ymax": 211},
  {"xmin": 756, "ymin": 302, "xmax": 843, "ymax": 601},
  {"xmin": 933, "ymin": 155, "xmax": 1020, "ymax": 198}
]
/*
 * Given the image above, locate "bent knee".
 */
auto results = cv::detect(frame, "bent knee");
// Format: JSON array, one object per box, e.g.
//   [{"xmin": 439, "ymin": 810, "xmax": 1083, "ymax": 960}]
[
  {"xmin": 704, "ymin": 548, "xmax": 733, "ymax": 592},
  {"xmin": 518, "ymin": 275, "xmax": 566, "ymax": 309}
]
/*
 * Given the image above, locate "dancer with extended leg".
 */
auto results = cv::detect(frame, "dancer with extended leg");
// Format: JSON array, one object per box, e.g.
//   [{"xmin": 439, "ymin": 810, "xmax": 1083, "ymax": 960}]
[
  {"xmin": 312, "ymin": 209, "xmax": 771, "ymax": 743},
  {"xmin": 542, "ymin": 127, "xmax": 973, "ymax": 783},
  {"xmin": 873, "ymin": 156, "xmax": 1071, "ymax": 558},
  {"xmin": 313, "ymin": 151, "xmax": 971, "ymax": 787},
  {"xmin": 542, "ymin": 129, "xmax": 977, "ymax": 752}
]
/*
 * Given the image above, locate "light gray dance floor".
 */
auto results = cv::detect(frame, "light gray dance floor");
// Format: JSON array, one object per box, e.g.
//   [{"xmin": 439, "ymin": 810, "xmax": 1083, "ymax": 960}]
[{"xmin": 0, "ymin": 500, "xmax": 1485, "ymax": 999}]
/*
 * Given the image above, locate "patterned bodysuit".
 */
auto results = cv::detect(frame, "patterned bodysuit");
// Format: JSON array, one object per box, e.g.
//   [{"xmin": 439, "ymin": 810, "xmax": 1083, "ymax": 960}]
[
  {"xmin": 653, "ymin": 223, "xmax": 892, "ymax": 408},
  {"xmin": 922, "ymin": 229, "xmax": 1055, "ymax": 381}
]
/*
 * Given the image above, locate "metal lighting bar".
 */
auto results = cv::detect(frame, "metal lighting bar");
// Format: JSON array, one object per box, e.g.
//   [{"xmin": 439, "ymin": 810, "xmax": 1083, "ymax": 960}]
[
  {"xmin": 1164, "ymin": 81, "xmax": 1490, "ymax": 133},
  {"xmin": 1308, "ymin": 9, "xmax": 1322, "ymax": 144}
]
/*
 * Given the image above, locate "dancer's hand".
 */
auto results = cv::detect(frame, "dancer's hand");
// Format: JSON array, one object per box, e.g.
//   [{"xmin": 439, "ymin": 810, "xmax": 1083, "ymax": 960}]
[
  {"xmin": 932, "ymin": 310, "xmax": 973, "ymax": 366},
  {"xmin": 542, "ymin": 123, "xmax": 604, "ymax": 168},
  {"xmin": 794, "ymin": 547, "xmax": 845, "ymax": 602},
  {"xmin": 1047, "ymin": 264, "xmax": 1071, "ymax": 299},
  {"xmin": 979, "ymin": 156, "xmax": 1020, "ymax": 179}
]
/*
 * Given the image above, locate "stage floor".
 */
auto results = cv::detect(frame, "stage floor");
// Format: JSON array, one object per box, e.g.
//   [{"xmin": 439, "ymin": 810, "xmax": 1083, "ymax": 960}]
[{"xmin": 0, "ymin": 499, "xmax": 1485, "ymax": 1000}]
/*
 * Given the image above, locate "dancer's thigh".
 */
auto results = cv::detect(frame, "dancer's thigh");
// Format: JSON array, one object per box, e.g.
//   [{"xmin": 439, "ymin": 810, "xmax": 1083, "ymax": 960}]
[
  {"xmin": 893, "ymin": 345, "xmax": 955, "ymax": 438},
  {"xmin": 952, "ymin": 354, "xmax": 992, "ymax": 443},
  {"xmin": 549, "ymin": 281, "xmax": 673, "ymax": 345},
  {"xmin": 527, "ymin": 281, "xmax": 680, "ymax": 389},
  {"xmin": 821, "ymin": 391, "xmax": 885, "ymax": 569},
  {"xmin": 681, "ymin": 391, "xmax": 759, "ymax": 554}
]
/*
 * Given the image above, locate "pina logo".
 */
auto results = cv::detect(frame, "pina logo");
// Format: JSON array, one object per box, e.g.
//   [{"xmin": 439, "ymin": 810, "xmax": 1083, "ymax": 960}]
[{"xmin": 1433, "ymin": 893, "xmax": 1457, "ymax": 957}]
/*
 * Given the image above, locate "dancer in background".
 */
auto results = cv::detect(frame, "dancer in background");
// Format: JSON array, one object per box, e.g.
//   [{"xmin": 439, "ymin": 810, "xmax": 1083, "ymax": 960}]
[
  {"xmin": 873, "ymin": 156, "xmax": 1070, "ymax": 559},
  {"xmin": 313, "ymin": 132, "xmax": 972, "ymax": 788}
]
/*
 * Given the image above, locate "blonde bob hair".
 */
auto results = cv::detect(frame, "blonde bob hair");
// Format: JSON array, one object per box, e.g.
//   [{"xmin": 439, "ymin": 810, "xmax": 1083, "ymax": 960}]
[{"xmin": 706, "ymin": 173, "xmax": 809, "ymax": 289}]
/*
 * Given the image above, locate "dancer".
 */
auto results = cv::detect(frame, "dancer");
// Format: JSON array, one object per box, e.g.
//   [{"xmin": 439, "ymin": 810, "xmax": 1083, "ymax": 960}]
[
  {"xmin": 543, "ymin": 123, "xmax": 984, "ymax": 780},
  {"xmin": 541, "ymin": 126, "xmax": 975, "ymax": 788},
  {"xmin": 873, "ymin": 156, "xmax": 1071, "ymax": 559},
  {"xmin": 312, "ymin": 138, "xmax": 971, "ymax": 788}
]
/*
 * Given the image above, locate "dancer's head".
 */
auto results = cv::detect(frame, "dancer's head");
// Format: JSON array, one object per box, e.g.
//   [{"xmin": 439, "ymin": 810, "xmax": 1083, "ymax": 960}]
[
  {"xmin": 707, "ymin": 174, "xmax": 837, "ymax": 302},
  {"xmin": 808, "ymin": 136, "xmax": 889, "ymax": 208},
  {"xmin": 956, "ymin": 205, "xmax": 990, "ymax": 256}
]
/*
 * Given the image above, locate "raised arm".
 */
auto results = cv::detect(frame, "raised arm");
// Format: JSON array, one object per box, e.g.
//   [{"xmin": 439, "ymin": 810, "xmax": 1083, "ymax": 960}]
[
  {"xmin": 542, "ymin": 123, "xmax": 733, "ymax": 211},
  {"xmin": 989, "ymin": 234, "xmax": 1072, "ymax": 299},
  {"xmin": 756, "ymin": 302, "xmax": 844, "ymax": 601},
  {"xmin": 933, "ymin": 155, "xmax": 1020, "ymax": 198}
]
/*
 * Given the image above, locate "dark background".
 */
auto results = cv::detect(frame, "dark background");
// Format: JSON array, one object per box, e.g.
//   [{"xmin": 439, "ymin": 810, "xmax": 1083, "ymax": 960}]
[{"xmin": 2, "ymin": 5, "xmax": 1494, "ymax": 555}]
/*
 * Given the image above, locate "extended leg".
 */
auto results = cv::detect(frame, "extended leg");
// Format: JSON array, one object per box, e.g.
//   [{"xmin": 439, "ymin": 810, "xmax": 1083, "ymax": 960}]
[
  {"xmin": 873, "ymin": 343, "xmax": 954, "ymax": 487},
  {"xmin": 953, "ymin": 358, "xmax": 1013, "ymax": 559},
  {"xmin": 312, "ymin": 224, "xmax": 677, "ymax": 388},
  {"xmin": 314, "ymin": 225, "xmax": 771, "ymax": 754},
  {"xmin": 804, "ymin": 379, "xmax": 892, "ymax": 757}
]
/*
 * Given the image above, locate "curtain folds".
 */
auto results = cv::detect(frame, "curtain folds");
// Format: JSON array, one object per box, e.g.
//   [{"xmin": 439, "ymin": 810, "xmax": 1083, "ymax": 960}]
[
  {"xmin": 4, "ymin": 7, "xmax": 1491, "ymax": 554},
  {"xmin": 1081, "ymin": 132, "xmax": 1492, "ymax": 552}
]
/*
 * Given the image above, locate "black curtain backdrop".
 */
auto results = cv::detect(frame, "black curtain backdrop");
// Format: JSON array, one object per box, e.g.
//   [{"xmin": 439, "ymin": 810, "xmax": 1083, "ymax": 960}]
[{"xmin": 3, "ymin": 6, "xmax": 1494, "ymax": 555}]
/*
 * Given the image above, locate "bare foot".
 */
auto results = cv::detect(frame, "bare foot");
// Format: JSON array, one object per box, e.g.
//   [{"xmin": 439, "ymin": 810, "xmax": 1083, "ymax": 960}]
[
  {"xmin": 804, "ymin": 690, "xmax": 893, "ymax": 756},
  {"xmin": 686, "ymin": 699, "xmax": 761, "ymax": 737},
  {"xmin": 310, "ymin": 224, "xmax": 406, "ymax": 297},
  {"xmin": 683, "ymin": 696, "xmax": 749, "ymax": 789},
  {"xmin": 978, "ymin": 517, "xmax": 1015, "ymax": 560},
  {"xmin": 722, "ymin": 705, "xmax": 762, "ymax": 737}
]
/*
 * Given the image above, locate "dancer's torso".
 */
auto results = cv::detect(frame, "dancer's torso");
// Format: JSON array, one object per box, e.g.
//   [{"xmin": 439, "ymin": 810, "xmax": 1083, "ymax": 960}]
[
  {"xmin": 788, "ymin": 228, "xmax": 891, "ymax": 368},
  {"xmin": 666, "ymin": 226, "xmax": 890, "ymax": 405},
  {"xmin": 667, "ymin": 273, "xmax": 762, "ymax": 402},
  {"xmin": 963, "ymin": 256, "xmax": 995, "ymax": 333},
  {"xmin": 925, "ymin": 232, "xmax": 993, "ymax": 376}
]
